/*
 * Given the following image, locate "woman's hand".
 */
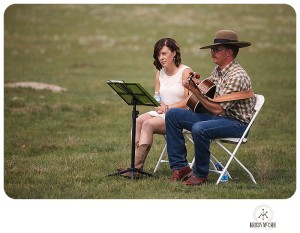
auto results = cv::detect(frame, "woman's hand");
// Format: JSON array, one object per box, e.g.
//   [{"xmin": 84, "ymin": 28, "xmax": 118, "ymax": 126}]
[{"xmin": 154, "ymin": 103, "xmax": 168, "ymax": 114}]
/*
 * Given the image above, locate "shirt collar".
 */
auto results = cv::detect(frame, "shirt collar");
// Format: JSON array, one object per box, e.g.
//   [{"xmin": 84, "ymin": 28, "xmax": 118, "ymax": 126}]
[{"xmin": 216, "ymin": 60, "xmax": 237, "ymax": 77}]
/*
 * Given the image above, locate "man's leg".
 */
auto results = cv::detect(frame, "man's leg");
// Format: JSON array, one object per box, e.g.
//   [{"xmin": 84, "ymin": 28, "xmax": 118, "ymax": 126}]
[
  {"xmin": 165, "ymin": 108, "xmax": 213, "ymax": 170},
  {"xmin": 191, "ymin": 116, "xmax": 247, "ymax": 178}
]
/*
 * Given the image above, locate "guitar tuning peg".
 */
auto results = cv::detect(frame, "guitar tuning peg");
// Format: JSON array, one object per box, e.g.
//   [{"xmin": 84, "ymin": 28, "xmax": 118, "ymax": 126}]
[
  {"xmin": 195, "ymin": 74, "xmax": 200, "ymax": 79},
  {"xmin": 189, "ymin": 72, "xmax": 195, "ymax": 77}
]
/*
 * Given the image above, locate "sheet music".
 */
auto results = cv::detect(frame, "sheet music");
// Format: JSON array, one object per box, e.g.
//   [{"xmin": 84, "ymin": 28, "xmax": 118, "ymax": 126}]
[
  {"xmin": 107, "ymin": 80, "xmax": 124, "ymax": 83},
  {"xmin": 106, "ymin": 80, "xmax": 159, "ymax": 107}
]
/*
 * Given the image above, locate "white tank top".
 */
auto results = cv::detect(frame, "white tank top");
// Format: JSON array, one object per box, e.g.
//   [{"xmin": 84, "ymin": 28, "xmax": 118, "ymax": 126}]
[
  {"xmin": 147, "ymin": 64, "xmax": 190, "ymax": 119},
  {"xmin": 159, "ymin": 64, "xmax": 190, "ymax": 105}
]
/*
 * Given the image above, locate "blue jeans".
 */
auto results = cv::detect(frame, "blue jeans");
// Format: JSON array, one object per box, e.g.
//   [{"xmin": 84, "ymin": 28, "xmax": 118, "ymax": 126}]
[{"xmin": 165, "ymin": 108, "xmax": 247, "ymax": 178}]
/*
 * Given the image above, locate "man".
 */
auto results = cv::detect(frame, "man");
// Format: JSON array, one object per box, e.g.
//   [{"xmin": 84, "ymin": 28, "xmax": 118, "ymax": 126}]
[{"xmin": 165, "ymin": 30, "xmax": 256, "ymax": 185}]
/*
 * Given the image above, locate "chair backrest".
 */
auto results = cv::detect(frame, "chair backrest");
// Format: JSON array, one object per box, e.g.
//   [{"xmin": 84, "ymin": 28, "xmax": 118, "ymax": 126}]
[
  {"xmin": 250, "ymin": 94, "xmax": 265, "ymax": 126},
  {"xmin": 254, "ymin": 94, "xmax": 265, "ymax": 112},
  {"xmin": 219, "ymin": 94, "xmax": 265, "ymax": 144},
  {"xmin": 239, "ymin": 94, "xmax": 265, "ymax": 139}
]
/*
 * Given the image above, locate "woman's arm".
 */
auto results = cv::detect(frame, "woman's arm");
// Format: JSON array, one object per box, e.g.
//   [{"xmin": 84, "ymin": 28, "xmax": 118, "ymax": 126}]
[{"xmin": 154, "ymin": 71, "xmax": 160, "ymax": 93}]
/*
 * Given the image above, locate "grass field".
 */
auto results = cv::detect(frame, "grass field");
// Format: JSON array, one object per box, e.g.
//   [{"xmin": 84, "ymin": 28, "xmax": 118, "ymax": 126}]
[{"xmin": 4, "ymin": 4, "xmax": 296, "ymax": 199}]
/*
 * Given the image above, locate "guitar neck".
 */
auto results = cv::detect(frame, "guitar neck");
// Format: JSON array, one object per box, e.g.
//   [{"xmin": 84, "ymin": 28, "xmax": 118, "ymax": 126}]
[{"xmin": 188, "ymin": 77, "xmax": 203, "ymax": 95}]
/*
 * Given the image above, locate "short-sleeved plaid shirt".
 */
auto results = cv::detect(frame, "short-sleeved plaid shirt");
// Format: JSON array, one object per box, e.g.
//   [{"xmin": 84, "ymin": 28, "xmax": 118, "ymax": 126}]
[{"xmin": 208, "ymin": 60, "xmax": 256, "ymax": 124}]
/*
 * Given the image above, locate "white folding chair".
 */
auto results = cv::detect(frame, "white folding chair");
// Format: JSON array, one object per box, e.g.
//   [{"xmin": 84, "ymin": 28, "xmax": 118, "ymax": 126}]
[
  {"xmin": 153, "ymin": 94, "xmax": 265, "ymax": 185},
  {"xmin": 212, "ymin": 94, "xmax": 265, "ymax": 184}
]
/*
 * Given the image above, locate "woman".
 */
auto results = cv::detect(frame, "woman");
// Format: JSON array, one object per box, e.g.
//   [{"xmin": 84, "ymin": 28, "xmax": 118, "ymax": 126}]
[{"xmin": 122, "ymin": 38, "xmax": 192, "ymax": 177}]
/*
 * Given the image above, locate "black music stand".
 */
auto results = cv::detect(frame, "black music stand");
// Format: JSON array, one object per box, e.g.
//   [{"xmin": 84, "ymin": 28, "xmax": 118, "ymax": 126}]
[{"xmin": 106, "ymin": 80, "xmax": 159, "ymax": 179}]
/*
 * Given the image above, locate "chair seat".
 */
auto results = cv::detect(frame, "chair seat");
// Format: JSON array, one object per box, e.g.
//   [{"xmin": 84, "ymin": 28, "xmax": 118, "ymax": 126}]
[
  {"xmin": 217, "ymin": 138, "xmax": 248, "ymax": 144},
  {"xmin": 183, "ymin": 130, "xmax": 247, "ymax": 144}
]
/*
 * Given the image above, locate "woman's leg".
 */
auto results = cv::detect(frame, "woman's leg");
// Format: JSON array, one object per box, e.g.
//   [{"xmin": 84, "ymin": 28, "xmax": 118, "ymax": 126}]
[
  {"xmin": 133, "ymin": 116, "xmax": 165, "ymax": 169},
  {"xmin": 138, "ymin": 116, "xmax": 165, "ymax": 145},
  {"xmin": 122, "ymin": 115, "xmax": 165, "ymax": 176},
  {"xmin": 135, "ymin": 113, "xmax": 153, "ymax": 144}
]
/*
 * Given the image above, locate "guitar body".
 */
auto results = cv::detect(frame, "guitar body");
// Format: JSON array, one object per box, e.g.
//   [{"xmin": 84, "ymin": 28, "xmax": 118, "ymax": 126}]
[{"xmin": 186, "ymin": 79, "xmax": 216, "ymax": 113}]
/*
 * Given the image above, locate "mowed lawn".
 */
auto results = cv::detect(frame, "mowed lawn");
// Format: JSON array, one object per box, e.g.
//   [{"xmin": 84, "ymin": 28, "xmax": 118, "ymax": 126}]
[{"xmin": 4, "ymin": 4, "xmax": 296, "ymax": 199}]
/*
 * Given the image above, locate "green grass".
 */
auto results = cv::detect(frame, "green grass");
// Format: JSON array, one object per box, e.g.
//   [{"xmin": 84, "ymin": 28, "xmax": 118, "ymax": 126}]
[{"xmin": 4, "ymin": 4, "xmax": 296, "ymax": 199}]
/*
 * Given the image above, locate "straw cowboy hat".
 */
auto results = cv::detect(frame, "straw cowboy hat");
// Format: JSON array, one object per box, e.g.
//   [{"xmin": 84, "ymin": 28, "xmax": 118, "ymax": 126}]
[{"xmin": 200, "ymin": 30, "xmax": 251, "ymax": 49}]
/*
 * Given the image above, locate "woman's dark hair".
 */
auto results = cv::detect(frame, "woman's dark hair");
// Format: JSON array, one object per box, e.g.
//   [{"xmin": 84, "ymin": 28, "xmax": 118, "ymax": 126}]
[{"xmin": 153, "ymin": 38, "xmax": 181, "ymax": 70}]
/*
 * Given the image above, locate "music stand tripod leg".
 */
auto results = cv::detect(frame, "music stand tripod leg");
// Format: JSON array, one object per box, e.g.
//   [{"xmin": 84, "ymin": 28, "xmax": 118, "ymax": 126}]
[
  {"xmin": 107, "ymin": 98, "xmax": 152, "ymax": 179},
  {"xmin": 130, "ymin": 99, "xmax": 153, "ymax": 178}
]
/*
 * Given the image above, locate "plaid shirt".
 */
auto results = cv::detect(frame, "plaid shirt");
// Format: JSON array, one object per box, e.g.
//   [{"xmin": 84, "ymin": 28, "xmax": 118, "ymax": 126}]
[{"xmin": 208, "ymin": 60, "xmax": 256, "ymax": 124}]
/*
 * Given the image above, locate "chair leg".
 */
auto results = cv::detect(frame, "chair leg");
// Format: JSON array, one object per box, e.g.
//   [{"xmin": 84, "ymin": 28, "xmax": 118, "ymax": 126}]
[
  {"xmin": 189, "ymin": 157, "xmax": 194, "ymax": 168},
  {"xmin": 210, "ymin": 153, "xmax": 220, "ymax": 173},
  {"xmin": 209, "ymin": 153, "xmax": 232, "ymax": 180},
  {"xmin": 153, "ymin": 143, "xmax": 167, "ymax": 174},
  {"xmin": 215, "ymin": 141, "xmax": 257, "ymax": 185},
  {"xmin": 232, "ymin": 156, "xmax": 257, "ymax": 184}
]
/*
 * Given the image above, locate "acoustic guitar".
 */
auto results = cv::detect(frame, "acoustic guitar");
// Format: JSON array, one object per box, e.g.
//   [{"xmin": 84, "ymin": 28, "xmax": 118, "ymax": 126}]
[{"xmin": 186, "ymin": 78, "xmax": 216, "ymax": 113}]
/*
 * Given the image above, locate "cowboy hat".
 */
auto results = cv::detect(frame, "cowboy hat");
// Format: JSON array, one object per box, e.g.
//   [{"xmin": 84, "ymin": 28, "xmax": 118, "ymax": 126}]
[{"xmin": 200, "ymin": 30, "xmax": 251, "ymax": 49}]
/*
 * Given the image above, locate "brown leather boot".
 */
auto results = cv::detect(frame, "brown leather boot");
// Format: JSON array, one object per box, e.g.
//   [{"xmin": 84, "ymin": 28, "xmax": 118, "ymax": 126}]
[
  {"xmin": 169, "ymin": 166, "xmax": 192, "ymax": 182},
  {"xmin": 183, "ymin": 175, "xmax": 207, "ymax": 186},
  {"xmin": 121, "ymin": 144, "xmax": 151, "ymax": 178},
  {"xmin": 134, "ymin": 144, "xmax": 151, "ymax": 169}
]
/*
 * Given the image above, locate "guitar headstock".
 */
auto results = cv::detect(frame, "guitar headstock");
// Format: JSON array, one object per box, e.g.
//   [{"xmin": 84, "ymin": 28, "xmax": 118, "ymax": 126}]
[{"xmin": 188, "ymin": 72, "xmax": 201, "ymax": 80}]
